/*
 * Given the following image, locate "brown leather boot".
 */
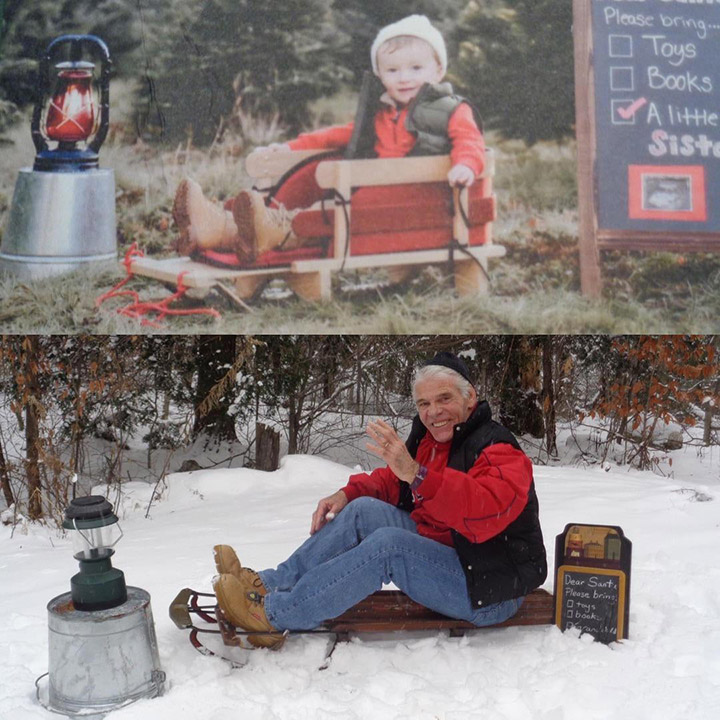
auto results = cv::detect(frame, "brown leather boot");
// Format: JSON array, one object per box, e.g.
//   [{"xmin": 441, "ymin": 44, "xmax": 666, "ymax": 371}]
[
  {"xmin": 231, "ymin": 190, "xmax": 300, "ymax": 259},
  {"xmin": 213, "ymin": 545, "xmax": 266, "ymax": 597},
  {"xmin": 213, "ymin": 574, "xmax": 285, "ymax": 650},
  {"xmin": 172, "ymin": 178, "xmax": 237, "ymax": 255}
]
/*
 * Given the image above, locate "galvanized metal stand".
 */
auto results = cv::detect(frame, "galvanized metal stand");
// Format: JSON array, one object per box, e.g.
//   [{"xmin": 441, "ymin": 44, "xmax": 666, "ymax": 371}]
[{"xmin": 0, "ymin": 167, "xmax": 116, "ymax": 279}]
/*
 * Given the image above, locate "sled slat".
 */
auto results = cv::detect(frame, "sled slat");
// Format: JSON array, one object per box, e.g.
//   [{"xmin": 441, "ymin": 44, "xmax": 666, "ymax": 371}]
[{"xmin": 325, "ymin": 588, "xmax": 554, "ymax": 634}]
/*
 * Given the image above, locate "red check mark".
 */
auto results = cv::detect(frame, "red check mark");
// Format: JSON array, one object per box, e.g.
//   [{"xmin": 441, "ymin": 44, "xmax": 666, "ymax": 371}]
[{"xmin": 617, "ymin": 97, "xmax": 648, "ymax": 120}]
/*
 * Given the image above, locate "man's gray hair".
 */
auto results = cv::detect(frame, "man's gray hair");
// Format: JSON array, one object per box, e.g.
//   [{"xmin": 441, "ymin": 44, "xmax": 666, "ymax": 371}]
[{"xmin": 412, "ymin": 364, "xmax": 475, "ymax": 401}]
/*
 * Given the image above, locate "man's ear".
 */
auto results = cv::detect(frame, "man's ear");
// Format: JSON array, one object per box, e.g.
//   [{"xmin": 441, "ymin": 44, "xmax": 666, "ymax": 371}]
[{"xmin": 467, "ymin": 386, "xmax": 478, "ymax": 410}]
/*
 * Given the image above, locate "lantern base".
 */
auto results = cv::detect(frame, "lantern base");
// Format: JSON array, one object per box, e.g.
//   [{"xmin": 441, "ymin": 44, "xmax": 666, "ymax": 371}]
[
  {"xmin": 0, "ymin": 167, "xmax": 116, "ymax": 279},
  {"xmin": 34, "ymin": 148, "xmax": 100, "ymax": 172},
  {"xmin": 71, "ymin": 554, "xmax": 127, "ymax": 611}
]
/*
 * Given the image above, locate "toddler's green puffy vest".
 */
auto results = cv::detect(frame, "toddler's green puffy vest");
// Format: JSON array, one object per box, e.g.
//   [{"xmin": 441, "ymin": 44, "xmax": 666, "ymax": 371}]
[{"xmin": 407, "ymin": 82, "xmax": 467, "ymax": 156}]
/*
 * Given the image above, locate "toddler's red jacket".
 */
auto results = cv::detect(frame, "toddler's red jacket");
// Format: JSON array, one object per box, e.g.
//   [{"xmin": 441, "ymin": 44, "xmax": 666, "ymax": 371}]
[{"xmin": 288, "ymin": 101, "xmax": 485, "ymax": 177}]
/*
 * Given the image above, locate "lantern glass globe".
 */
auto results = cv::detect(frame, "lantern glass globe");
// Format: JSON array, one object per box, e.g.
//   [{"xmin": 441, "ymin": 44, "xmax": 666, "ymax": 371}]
[
  {"xmin": 63, "ymin": 495, "xmax": 123, "ymax": 560},
  {"xmin": 70, "ymin": 522, "xmax": 123, "ymax": 560}
]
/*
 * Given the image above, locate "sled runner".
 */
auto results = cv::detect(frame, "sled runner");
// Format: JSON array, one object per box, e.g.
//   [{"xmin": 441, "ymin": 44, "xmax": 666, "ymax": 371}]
[
  {"xmin": 129, "ymin": 149, "xmax": 504, "ymax": 304},
  {"xmin": 169, "ymin": 587, "xmax": 554, "ymax": 666}
]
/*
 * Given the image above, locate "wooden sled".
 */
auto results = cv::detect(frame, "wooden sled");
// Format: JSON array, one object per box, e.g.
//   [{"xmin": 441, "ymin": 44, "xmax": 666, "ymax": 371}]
[
  {"xmin": 130, "ymin": 149, "xmax": 504, "ymax": 303},
  {"xmin": 171, "ymin": 587, "xmax": 554, "ymax": 666}
]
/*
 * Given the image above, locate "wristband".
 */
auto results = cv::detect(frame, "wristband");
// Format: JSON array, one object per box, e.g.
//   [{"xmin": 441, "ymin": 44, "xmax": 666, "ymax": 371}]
[{"xmin": 410, "ymin": 464, "xmax": 427, "ymax": 500}]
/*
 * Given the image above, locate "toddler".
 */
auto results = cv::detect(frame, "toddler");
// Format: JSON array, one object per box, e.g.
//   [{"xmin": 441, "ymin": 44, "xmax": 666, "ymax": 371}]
[{"xmin": 173, "ymin": 14, "xmax": 485, "ymax": 262}]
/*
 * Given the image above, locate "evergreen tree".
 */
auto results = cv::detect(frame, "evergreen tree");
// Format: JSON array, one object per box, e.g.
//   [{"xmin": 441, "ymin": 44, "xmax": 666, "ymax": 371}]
[
  {"xmin": 249, "ymin": 336, "xmax": 356, "ymax": 455},
  {"xmin": 453, "ymin": 0, "xmax": 575, "ymax": 144},
  {"xmin": 0, "ymin": 0, "xmax": 140, "ymax": 107},
  {"xmin": 137, "ymin": 0, "xmax": 346, "ymax": 145},
  {"xmin": 495, "ymin": 337, "xmax": 545, "ymax": 438}
]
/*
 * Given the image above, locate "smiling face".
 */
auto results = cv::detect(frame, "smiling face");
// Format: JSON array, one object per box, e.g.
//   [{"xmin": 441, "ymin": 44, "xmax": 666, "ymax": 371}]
[
  {"xmin": 414, "ymin": 375, "xmax": 477, "ymax": 443},
  {"xmin": 376, "ymin": 37, "xmax": 443, "ymax": 106}
]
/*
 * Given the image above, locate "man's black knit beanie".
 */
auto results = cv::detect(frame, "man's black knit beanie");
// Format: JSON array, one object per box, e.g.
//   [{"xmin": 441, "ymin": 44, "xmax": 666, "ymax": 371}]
[{"xmin": 422, "ymin": 351, "xmax": 474, "ymax": 386}]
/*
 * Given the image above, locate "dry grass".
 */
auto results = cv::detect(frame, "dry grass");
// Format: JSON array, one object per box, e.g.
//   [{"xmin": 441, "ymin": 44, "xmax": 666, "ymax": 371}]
[{"xmin": 0, "ymin": 254, "xmax": 714, "ymax": 334}]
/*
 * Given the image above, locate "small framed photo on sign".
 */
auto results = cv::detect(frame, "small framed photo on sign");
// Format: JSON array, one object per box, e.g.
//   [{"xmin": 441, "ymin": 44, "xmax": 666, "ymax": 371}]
[{"xmin": 628, "ymin": 165, "xmax": 707, "ymax": 222}]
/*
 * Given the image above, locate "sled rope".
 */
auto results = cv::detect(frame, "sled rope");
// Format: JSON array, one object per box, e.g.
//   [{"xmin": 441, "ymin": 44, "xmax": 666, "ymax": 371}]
[
  {"xmin": 96, "ymin": 243, "xmax": 221, "ymax": 328},
  {"xmin": 447, "ymin": 188, "xmax": 491, "ymax": 286},
  {"xmin": 448, "ymin": 239, "xmax": 491, "ymax": 285},
  {"xmin": 330, "ymin": 188, "xmax": 352, "ymax": 272}
]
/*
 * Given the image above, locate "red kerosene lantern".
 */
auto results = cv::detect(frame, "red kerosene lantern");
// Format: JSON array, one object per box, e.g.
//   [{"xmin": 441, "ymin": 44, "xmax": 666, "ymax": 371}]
[
  {"xmin": 31, "ymin": 34, "xmax": 111, "ymax": 170},
  {"xmin": 0, "ymin": 35, "xmax": 117, "ymax": 278}
]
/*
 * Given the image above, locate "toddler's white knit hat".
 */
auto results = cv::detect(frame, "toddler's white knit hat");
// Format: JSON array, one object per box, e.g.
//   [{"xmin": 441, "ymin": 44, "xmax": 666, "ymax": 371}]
[{"xmin": 371, "ymin": 14, "xmax": 447, "ymax": 76}]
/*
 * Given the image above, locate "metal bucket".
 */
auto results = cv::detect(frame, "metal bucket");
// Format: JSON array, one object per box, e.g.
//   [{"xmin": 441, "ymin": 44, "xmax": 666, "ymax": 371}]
[
  {"xmin": 45, "ymin": 586, "xmax": 165, "ymax": 716},
  {"xmin": 0, "ymin": 167, "xmax": 116, "ymax": 279}
]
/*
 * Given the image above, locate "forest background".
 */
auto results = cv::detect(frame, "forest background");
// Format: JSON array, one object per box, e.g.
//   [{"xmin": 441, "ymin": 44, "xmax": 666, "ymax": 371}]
[
  {"xmin": 1, "ymin": 0, "xmax": 719, "ymax": 332},
  {"xmin": 2, "ymin": 334, "xmax": 718, "ymax": 526}
]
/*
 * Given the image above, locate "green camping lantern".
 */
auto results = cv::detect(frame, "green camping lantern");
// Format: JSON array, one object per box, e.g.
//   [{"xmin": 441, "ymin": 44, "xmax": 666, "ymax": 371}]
[
  {"xmin": 62, "ymin": 495, "xmax": 127, "ymax": 610},
  {"xmin": 37, "ymin": 493, "xmax": 164, "ymax": 716}
]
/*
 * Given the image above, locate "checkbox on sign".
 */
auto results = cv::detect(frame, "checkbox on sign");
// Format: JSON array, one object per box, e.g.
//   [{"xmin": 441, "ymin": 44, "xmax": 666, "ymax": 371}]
[
  {"xmin": 610, "ymin": 67, "xmax": 634, "ymax": 92},
  {"xmin": 611, "ymin": 98, "xmax": 645, "ymax": 125},
  {"xmin": 609, "ymin": 34, "xmax": 633, "ymax": 58}
]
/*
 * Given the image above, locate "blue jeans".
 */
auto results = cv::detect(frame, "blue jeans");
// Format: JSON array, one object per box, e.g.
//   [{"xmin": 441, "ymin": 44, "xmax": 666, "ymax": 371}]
[{"xmin": 259, "ymin": 497, "xmax": 524, "ymax": 631}]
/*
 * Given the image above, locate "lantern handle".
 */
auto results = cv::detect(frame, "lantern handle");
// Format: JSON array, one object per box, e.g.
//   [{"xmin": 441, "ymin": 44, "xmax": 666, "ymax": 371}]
[{"xmin": 31, "ymin": 34, "xmax": 113, "ymax": 155}]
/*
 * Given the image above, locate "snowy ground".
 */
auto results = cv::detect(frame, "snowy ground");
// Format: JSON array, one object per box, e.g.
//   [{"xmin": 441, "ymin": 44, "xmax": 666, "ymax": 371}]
[{"xmin": 2, "ymin": 445, "xmax": 720, "ymax": 720}]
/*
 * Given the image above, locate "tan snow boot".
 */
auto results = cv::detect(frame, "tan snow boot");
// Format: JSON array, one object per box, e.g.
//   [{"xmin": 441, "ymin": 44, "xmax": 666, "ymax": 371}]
[
  {"xmin": 213, "ymin": 574, "xmax": 285, "ymax": 650},
  {"xmin": 213, "ymin": 545, "xmax": 266, "ymax": 597},
  {"xmin": 172, "ymin": 178, "xmax": 237, "ymax": 255},
  {"xmin": 231, "ymin": 190, "xmax": 301, "ymax": 259}
]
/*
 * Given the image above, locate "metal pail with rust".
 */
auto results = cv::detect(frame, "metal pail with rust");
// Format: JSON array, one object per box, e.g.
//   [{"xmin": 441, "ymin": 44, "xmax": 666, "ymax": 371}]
[{"xmin": 45, "ymin": 586, "xmax": 164, "ymax": 716}]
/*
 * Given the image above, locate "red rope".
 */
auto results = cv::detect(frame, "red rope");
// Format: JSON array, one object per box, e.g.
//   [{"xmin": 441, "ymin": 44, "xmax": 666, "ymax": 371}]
[{"xmin": 96, "ymin": 243, "xmax": 221, "ymax": 328}]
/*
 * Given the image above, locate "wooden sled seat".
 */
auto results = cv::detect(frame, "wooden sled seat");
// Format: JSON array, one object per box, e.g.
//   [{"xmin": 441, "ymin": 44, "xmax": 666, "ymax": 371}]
[
  {"xmin": 248, "ymin": 149, "xmax": 499, "ymax": 253},
  {"xmin": 216, "ymin": 588, "xmax": 554, "ymax": 647},
  {"xmin": 242, "ymin": 150, "xmax": 504, "ymax": 297},
  {"xmin": 324, "ymin": 588, "xmax": 554, "ymax": 636},
  {"xmin": 290, "ymin": 180, "xmax": 496, "ymax": 255}
]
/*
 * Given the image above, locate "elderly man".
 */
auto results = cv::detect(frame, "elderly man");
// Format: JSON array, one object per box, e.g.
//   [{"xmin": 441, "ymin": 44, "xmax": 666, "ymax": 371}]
[{"xmin": 213, "ymin": 352, "xmax": 547, "ymax": 649}]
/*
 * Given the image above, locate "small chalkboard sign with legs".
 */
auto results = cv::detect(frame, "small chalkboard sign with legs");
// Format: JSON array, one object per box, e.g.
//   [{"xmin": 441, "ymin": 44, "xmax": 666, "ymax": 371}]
[{"xmin": 554, "ymin": 524, "xmax": 632, "ymax": 644}]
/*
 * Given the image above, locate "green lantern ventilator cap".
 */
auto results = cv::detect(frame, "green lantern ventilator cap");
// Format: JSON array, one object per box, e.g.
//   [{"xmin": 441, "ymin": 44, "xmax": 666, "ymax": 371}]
[{"xmin": 62, "ymin": 495, "xmax": 118, "ymax": 530}]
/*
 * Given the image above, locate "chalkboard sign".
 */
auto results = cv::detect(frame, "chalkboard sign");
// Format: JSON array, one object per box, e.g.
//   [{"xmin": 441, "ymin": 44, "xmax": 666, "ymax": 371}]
[
  {"xmin": 573, "ymin": 0, "xmax": 720, "ymax": 296},
  {"xmin": 554, "ymin": 523, "xmax": 632, "ymax": 643}
]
